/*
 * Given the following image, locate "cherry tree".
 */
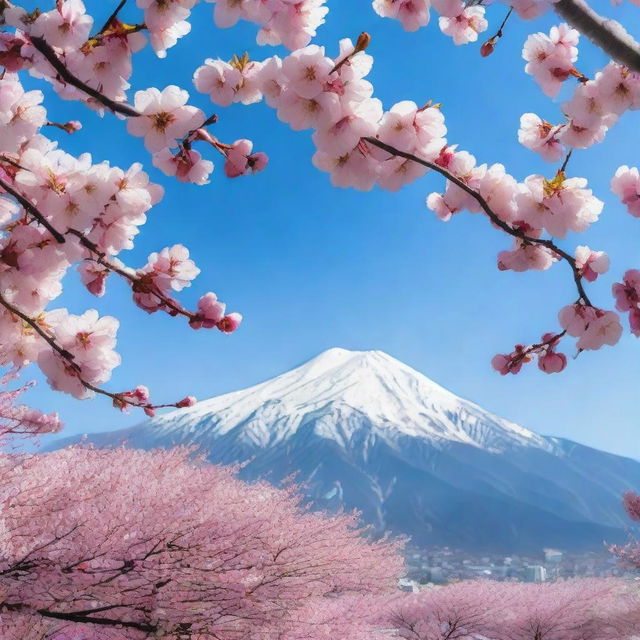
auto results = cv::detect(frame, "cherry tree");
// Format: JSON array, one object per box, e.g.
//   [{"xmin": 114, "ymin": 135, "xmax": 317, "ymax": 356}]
[
  {"xmin": 0, "ymin": 378, "xmax": 60, "ymax": 446},
  {"xmin": 0, "ymin": 446, "xmax": 404, "ymax": 638},
  {"xmin": 380, "ymin": 578, "xmax": 639, "ymax": 640}
]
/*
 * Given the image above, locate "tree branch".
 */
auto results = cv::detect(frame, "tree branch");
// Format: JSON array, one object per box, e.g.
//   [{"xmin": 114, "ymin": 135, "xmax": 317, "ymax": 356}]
[
  {"xmin": 37, "ymin": 608, "xmax": 156, "ymax": 633},
  {"xmin": 29, "ymin": 36, "xmax": 141, "ymax": 117},
  {"xmin": 362, "ymin": 136, "xmax": 592, "ymax": 306},
  {"xmin": 0, "ymin": 292, "xmax": 186, "ymax": 412},
  {"xmin": 553, "ymin": 0, "xmax": 640, "ymax": 73},
  {"xmin": 0, "ymin": 176, "xmax": 66, "ymax": 243}
]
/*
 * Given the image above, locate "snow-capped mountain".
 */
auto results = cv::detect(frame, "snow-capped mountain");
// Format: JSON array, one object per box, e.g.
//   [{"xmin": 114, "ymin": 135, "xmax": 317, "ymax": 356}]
[{"xmin": 55, "ymin": 348, "xmax": 640, "ymax": 552}]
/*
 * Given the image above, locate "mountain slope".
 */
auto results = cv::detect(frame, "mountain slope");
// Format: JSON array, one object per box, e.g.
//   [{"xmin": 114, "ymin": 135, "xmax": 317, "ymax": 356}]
[{"xmin": 53, "ymin": 348, "xmax": 640, "ymax": 552}]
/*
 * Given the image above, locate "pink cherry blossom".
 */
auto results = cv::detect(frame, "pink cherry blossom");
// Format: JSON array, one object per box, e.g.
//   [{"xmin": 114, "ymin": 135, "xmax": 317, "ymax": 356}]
[
  {"xmin": 518, "ymin": 113, "xmax": 564, "ymax": 162},
  {"xmin": 126, "ymin": 86, "xmax": 204, "ymax": 152},
  {"xmin": 538, "ymin": 349, "xmax": 567, "ymax": 373},
  {"xmin": 217, "ymin": 311, "xmax": 243, "ymax": 333},
  {"xmin": 193, "ymin": 59, "xmax": 243, "ymax": 107},
  {"xmin": 439, "ymin": 6, "xmax": 487, "ymax": 45},
  {"xmin": 224, "ymin": 139, "xmax": 269, "ymax": 178},
  {"xmin": 153, "ymin": 147, "xmax": 214, "ymax": 184},
  {"xmin": 522, "ymin": 23, "xmax": 579, "ymax": 97},
  {"xmin": 189, "ymin": 292, "xmax": 227, "ymax": 329},
  {"xmin": 574, "ymin": 245, "xmax": 609, "ymax": 282},
  {"xmin": 611, "ymin": 165, "xmax": 640, "ymax": 217},
  {"xmin": 372, "ymin": 0, "xmax": 431, "ymax": 32}
]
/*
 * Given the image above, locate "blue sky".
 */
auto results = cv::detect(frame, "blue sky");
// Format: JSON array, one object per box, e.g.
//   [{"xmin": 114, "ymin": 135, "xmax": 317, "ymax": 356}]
[{"xmin": 22, "ymin": 1, "xmax": 640, "ymax": 457}]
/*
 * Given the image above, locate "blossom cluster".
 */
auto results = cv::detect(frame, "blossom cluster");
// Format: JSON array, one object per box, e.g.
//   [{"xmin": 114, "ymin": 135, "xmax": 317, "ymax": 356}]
[
  {"xmin": 209, "ymin": 0, "xmax": 329, "ymax": 50},
  {"xmin": 519, "ymin": 25, "xmax": 640, "ymax": 161},
  {"xmin": 369, "ymin": 0, "xmax": 567, "ymax": 40},
  {"xmin": 194, "ymin": 35, "xmax": 631, "ymax": 376},
  {"xmin": 371, "ymin": 0, "xmax": 488, "ymax": 44},
  {"xmin": 0, "ymin": 72, "xmax": 240, "ymax": 404},
  {"xmin": 195, "ymin": 39, "xmax": 449, "ymax": 192},
  {"xmin": 0, "ymin": 379, "xmax": 61, "ymax": 446},
  {"xmin": 613, "ymin": 269, "xmax": 640, "ymax": 336},
  {"xmin": 0, "ymin": 3, "xmax": 268, "ymax": 185},
  {"xmin": 611, "ymin": 165, "xmax": 640, "ymax": 217},
  {"xmin": 3, "ymin": 1, "xmax": 144, "ymax": 106}
]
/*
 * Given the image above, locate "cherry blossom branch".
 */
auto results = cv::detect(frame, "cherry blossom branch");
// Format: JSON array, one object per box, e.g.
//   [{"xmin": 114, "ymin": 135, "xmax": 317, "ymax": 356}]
[
  {"xmin": 362, "ymin": 136, "xmax": 592, "ymax": 306},
  {"xmin": 553, "ymin": 0, "xmax": 640, "ymax": 73},
  {"xmin": 0, "ymin": 161, "xmax": 203, "ymax": 323},
  {"xmin": 507, "ymin": 330, "xmax": 567, "ymax": 372},
  {"xmin": 0, "ymin": 291, "xmax": 190, "ymax": 413},
  {"xmin": 0, "ymin": 175, "xmax": 66, "ymax": 243},
  {"xmin": 0, "ymin": 291, "xmax": 75, "ymax": 362},
  {"xmin": 29, "ymin": 36, "xmax": 141, "ymax": 117},
  {"xmin": 66, "ymin": 229, "xmax": 200, "ymax": 323}
]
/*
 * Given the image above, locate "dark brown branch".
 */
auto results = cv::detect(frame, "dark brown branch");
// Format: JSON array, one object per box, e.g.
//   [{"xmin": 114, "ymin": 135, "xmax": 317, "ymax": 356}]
[
  {"xmin": 362, "ymin": 136, "xmax": 592, "ymax": 306},
  {"xmin": 29, "ymin": 36, "xmax": 140, "ymax": 117},
  {"xmin": 37, "ymin": 608, "xmax": 156, "ymax": 633},
  {"xmin": 553, "ymin": 0, "xmax": 640, "ymax": 73},
  {"xmin": 0, "ymin": 175, "xmax": 66, "ymax": 243},
  {"xmin": 0, "ymin": 291, "xmax": 77, "ymax": 365}
]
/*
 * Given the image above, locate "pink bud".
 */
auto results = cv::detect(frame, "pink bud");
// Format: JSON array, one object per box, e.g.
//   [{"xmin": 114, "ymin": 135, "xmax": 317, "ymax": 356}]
[
  {"xmin": 63, "ymin": 120, "xmax": 82, "ymax": 134},
  {"xmin": 538, "ymin": 351, "xmax": 567, "ymax": 374},
  {"xmin": 480, "ymin": 39, "xmax": 495, "ymax": 57},
  {"xmin": 176, "ymin": 395, "xmax": 197, "ymax": 408},
  {"xmin": 217, "ymin": 312, "xmax": 242, "ymax": 334},
  {"xmin": 131, "ymin": 385, "xmax": 150, "ymax": 403},
  {"xmin": 144, "ymin": 406, "xmax": 156, "ymax": 418}
]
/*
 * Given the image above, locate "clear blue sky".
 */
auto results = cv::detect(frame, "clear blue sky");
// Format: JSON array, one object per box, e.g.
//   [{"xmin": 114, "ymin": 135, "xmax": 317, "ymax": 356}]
[{"xmin": 23, "ymin": 1, "xmax": 640, "ymax": 457}]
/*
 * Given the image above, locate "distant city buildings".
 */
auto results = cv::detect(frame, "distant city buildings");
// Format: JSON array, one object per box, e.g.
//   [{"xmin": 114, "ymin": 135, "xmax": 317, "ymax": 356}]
[
  {"xmin": 402, "ymin": 544, "xmax": 632, "ymax": 585},
  {"xmin": 524, "ymin": 565, "xmax": 547, "ymax": 583}
]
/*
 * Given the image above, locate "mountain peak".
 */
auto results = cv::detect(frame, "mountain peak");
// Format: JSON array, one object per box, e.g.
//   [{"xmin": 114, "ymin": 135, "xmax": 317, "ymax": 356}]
[{"xmin": 142, "ymin": 348, "xmax": 547, "ymax": 452}]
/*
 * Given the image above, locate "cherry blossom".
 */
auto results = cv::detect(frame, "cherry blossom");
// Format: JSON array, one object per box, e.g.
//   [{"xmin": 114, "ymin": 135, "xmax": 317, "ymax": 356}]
[
  {"xmin": 574, "ymin": 245, "xmax": 609, "ymax": 282},
  {"xmin": 224, "ymin": 139, "xmax": 269, "ymax": 178},
  {"xmin": 522, "ymin": 23, "xmax": 580, "ymax": 97},
  {"xmin": 0, "ymin": 446, "xmax": 404, "ymax": 638},
  {"xmin": 611, "ymin": 165, "xmax": 640, "ymax": 217},
  {"xmin": 439, "ymin": 6, "xmax": 488, "ymax": 46},
  {"xmin": 126, "ymin": 86, "xmax": 204, "ymax": 152},
  {"xmin": 518, "ymin": 113, "xmax": 564, "ymax": 162}
]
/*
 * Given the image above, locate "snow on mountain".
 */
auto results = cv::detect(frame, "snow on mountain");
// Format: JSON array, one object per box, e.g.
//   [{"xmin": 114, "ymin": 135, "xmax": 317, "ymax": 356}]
[
  {"xmin": 147, "ymin": 347, "xmax": 549, "ymax": 453},
  {"xmin": 53, "ymin": 348, "xmax": 640, "ymax": 552}
]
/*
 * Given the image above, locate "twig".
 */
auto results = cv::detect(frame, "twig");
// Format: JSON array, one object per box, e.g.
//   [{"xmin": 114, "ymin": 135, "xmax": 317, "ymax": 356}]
[
  {"xmin": 29, "ymin": 36, "xmax": 140, "ymax": 117},
  {"xmin": 97, "ymin": 0, "xmax": 128, "ymax": 35},
  {"xmin": 66, "ymin": 229, "xmax": 198, "ymax": 322},
  {"xmin": 362, "ymin": 136, "xmax": 592, "ymax": 306},
  {"xmin": 560, "ymin": 150, "xmax": 573, "ymax": 173},
  {"xmin": 0, "ymin": 175, "xmax": 66, "ymax": 243}
]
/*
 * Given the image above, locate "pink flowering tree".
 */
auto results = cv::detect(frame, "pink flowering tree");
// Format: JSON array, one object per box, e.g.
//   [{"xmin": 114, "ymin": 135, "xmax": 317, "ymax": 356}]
[
  {"xmin": 611, "ymin": 492, "xmax": 640, "ymax": 568},
  {"xmin": 380, "ymin": 578, "xmax": 639, "ymax": 640},
  {"xmin": 0, "ymin": 446, "xmax": 404, "ymax": 638},
  {"xmin": 0, "ymin": 378, "xmax": 61, "ymax": 447}
]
